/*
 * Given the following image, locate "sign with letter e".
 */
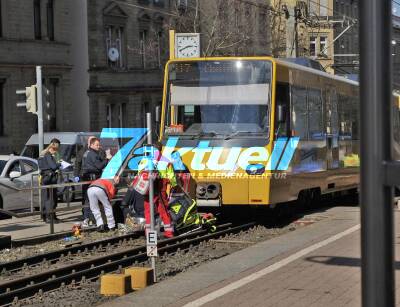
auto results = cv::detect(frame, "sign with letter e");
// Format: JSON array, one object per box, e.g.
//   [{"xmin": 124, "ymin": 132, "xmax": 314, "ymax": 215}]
[{"xmin": 146, "ymin": 230, "xmax": 158, "ymax": 257}]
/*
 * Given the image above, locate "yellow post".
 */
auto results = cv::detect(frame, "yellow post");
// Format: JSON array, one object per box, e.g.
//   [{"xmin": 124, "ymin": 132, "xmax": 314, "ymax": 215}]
[
  {"xmin": 169, "ymin": 29, "xmax": 175, "ymax": 60},
  {"xmin": 169, "ymin": 29, "xmax": 176, "ymax": 123}
]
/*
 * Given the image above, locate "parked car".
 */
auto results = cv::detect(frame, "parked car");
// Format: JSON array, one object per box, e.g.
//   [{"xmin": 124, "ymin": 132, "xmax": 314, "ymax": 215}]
[
  {"xmin": 20, "ymin": 132, "xmax": 120, "ymax": 202},
  {"xmin": 0, "ymin": 155, "xmax": 40, "ymax": 217}
]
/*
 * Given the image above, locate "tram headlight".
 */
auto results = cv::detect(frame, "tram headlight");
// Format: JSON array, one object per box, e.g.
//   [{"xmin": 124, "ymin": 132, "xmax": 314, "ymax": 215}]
[
  {"xmin": 196, "ymin": 182, "xmax": 221, "ymax": 199},
  {"xmin": 196, "ymin": 185, "xmax": 207, "ymax": 197}
]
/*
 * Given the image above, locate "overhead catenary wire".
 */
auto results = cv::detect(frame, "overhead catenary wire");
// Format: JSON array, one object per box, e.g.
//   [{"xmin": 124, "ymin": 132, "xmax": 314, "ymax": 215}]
[
  {"xmin": 114, "ymin": 0, "xmax": 357, "ymax": 25},
  {"xmin": 115, "ymin": 0, "xmax": 286, "ymax": 20},
  {"xmin": 307, "ymin": 0, "xmax": 358, "ymax": 22}
]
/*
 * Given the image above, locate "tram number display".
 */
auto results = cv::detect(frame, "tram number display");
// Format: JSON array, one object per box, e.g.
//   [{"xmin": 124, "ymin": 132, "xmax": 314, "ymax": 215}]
[{"xmin": 146, "ymin": 230, "xmax": 158, "ymax": 257}]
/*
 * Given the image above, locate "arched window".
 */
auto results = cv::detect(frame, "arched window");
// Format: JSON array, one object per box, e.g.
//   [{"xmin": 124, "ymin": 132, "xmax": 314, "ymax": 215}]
[{"xmin": 103, "ymin": 3, "xmax": 128, "ymax": 69}]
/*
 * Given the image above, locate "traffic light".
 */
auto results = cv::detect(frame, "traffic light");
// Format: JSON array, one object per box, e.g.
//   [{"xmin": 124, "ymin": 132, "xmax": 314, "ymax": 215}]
[
  {"xmin": 42, "ymin": 86, "xmax": 51, "ymax": 121},
  {"xmin": 16, "ymin": 85, "xmax": 37, "ymax": 113},
  {"xmin": 26, "ymin": 86, "xmax": 37, "ymax": 113}
]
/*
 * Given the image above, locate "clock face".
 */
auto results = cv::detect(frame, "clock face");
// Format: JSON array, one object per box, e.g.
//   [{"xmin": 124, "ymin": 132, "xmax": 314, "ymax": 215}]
[
  {"xmin": 176, "ymin": 34, "xmax": 200, "ymax": 58},
  {"xmin": 108, "ymin": 47, "xmax": 120, "ymax": 62}
]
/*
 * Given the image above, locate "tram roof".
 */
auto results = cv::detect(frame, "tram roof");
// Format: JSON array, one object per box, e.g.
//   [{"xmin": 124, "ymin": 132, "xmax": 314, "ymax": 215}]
[
  {"xmin": 274, "ymin": 58, "xmax": 359, "ymax": 87},
  {"xmin": 167, "ymin": 56, "xmax": 359, "ymax": 87}
]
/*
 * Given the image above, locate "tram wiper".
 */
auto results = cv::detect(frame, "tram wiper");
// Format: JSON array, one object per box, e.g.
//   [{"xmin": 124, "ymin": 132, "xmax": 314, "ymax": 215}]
[
  {"xmin": 191, "ymin": 131, "xmax": 218, "ymax": 139},
  {"xmin": 224, "ymin": 131, "xmax": 252, "ymax": 140}
]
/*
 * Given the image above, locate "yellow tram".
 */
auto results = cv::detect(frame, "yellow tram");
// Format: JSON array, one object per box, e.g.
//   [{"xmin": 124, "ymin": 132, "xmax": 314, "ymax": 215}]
[{"xmin": 159, "ymin": 57, "xmax": 361, "ymax": 207}]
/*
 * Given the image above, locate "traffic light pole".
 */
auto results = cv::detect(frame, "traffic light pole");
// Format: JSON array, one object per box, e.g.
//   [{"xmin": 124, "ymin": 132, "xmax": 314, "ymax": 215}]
[{"xmin": 36, "ymin": 66, "xmax": 44, "ymax": 153}]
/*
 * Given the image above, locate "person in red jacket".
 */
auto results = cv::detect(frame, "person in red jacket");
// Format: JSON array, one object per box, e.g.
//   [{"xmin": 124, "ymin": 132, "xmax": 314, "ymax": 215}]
[{"xmin": 87, "ymin": 176, "xmax": 119, "ymax": 232}]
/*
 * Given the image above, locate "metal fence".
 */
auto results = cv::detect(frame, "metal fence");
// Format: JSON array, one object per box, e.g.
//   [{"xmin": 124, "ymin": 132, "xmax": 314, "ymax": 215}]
[{"xmin": 0, "ymin": 180, "xmax": 124, "ymax": 235}]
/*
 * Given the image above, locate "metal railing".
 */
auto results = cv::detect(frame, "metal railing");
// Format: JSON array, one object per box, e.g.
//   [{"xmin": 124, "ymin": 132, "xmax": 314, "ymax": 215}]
[{"xmin": 0, "ymin": 180, "xmax": 124, "ymax": 235}]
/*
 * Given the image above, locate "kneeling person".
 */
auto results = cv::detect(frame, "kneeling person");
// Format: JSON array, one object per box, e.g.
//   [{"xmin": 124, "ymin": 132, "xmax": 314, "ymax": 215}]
[{"xmin": 87, "ymin": 177, "xmax": 119, "ymax": 231}]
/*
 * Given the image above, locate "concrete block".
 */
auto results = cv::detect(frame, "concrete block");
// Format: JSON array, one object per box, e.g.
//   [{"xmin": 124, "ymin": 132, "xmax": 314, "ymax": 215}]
[
  {"xmin": 100, "ymin": 274, "xmax": 132, "ymax": 296},
  {"xmin": 124, "ymin": 267, "xmax": 154, "ymax": 290}
]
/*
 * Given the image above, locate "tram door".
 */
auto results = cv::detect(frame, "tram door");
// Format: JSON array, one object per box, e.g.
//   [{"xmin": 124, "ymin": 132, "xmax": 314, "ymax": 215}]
[{"xmin": 325, "ymin": 88, "xmax": 339, "ymax": 169}]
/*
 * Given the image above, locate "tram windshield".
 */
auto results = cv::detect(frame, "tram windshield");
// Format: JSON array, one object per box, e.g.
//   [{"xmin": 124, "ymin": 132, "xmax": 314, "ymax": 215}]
[{"xmin": 164, "ymin": 60, "xmax": 272, "ymax": 138}]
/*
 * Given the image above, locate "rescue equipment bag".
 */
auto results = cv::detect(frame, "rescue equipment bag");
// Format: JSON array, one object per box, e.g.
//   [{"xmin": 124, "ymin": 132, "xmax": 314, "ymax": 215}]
[
  {"xmin": 132, "ymin": 171, "xmax": 151, "ymax": 195},
  {"xmin": 168, "ymin": 194, "xmax": 217, "ymax": 233},
  {"xmin": 132, "ymin": 171, "xmax": 157, "ymax": 195},
  {"xmin": 169, "ymin": 195, "xmax": 197, "ymax": 227}
]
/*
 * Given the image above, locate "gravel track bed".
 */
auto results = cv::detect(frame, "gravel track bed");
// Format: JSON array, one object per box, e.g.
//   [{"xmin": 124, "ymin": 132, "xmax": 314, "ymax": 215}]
[
  {"xmin": 0, "ymin": 237, "xmax": 146, "ymax": 283},
  {"xmin": 13, "ymin": 219, "xmax": 311, "ymax": 307},
  {"xmin": 0, "ymin": 231, "xmax": 139, "ymax": 265}
]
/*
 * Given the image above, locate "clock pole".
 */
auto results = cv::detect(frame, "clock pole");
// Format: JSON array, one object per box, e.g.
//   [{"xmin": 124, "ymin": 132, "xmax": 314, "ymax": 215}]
[{"xmin": 169, "ymin": 30, "xmax": 175, "ymax": 60}]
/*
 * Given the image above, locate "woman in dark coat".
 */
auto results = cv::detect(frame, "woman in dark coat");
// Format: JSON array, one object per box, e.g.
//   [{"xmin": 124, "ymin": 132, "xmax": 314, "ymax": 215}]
[{"xmin": 38, "ymin": 142, "xmax": 61, "ymax": 223}]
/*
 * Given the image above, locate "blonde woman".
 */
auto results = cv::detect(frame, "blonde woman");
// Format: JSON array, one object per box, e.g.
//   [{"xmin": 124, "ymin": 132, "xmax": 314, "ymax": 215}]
[{"xmin": 38, "ymin": 141, "xmax": 61, "ymax": 223}]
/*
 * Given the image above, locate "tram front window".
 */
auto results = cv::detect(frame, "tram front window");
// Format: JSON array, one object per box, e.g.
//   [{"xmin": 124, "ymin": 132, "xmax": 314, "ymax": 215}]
[{"xmin": 164, "ymin": 60, "xmax": 272, "ymax": 138}]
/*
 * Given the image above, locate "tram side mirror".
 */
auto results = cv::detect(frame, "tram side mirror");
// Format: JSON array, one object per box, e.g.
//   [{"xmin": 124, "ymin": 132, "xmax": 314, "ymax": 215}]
[
  {"xmin": 277, "ymin": 104, "xmax": 286, "ymax": 123},
  {"xmin": 155, "ymin": 106, "xmax": 161, "ymax": 123}
]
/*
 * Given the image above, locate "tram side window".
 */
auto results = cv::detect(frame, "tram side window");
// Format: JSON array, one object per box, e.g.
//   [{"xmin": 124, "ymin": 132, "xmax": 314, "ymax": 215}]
[
  {"xmin": 338, "ymin": 94, "xmax": 352, "ymax": 139},
  {"xmin": 291, "ymin": 86, "xmax": 308, "ymax": 139},
  {"xmin": 308, "ymin": 88, "xmax": 324, "ymax": 140},
  {"xmin": 275, "ymin": 83, "xmax": 290, "ymax": 137},
  {"xmin": 350, "ymin": 97, "xmax": 359, "ymax": 140},
  {"xmin": 325, "ymin": 88, "xmax": 339, "ymax": 136}
]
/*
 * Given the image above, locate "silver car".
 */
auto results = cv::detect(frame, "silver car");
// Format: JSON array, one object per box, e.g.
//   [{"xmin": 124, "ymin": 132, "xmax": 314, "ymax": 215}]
[{"xmin": 0, "ymin": 155, "xmax": 39, "ymax": 214}]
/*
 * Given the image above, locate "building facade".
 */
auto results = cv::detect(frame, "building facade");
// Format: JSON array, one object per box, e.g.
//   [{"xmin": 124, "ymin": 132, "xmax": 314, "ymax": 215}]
[
  {"xmin": 332, "ymin": 0, "xmax": 359, "ymax": 76},
  {"xmin": 85, "ymin": 0, "xmax": 170, "ymax": 133},
  {"xmin": 332, "ymin": 0, "xmax": 400, "ymax": 87},
  {"xmin": 0, "ymin": 0, "xmax": 73, "ymax": 154},
  {"xmin": 270, "ymin": 0, "xmax": 335, "ymax": 72}
]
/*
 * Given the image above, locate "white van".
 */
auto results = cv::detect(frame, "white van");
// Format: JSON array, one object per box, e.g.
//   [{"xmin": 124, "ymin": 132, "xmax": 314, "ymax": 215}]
[
  {"xmin": 21, "ymin": 132, "xmax": 120, "ymax": 164},
  {"xmin": 20, "ymin": 132, "xmax": 120, "ymax": 202}
]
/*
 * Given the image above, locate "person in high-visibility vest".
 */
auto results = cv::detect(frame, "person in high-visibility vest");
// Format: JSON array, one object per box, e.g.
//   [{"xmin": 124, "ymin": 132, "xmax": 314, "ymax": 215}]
[{"xmin": 140, "ymin": 142, "xmax": 177, "ymax": 238}]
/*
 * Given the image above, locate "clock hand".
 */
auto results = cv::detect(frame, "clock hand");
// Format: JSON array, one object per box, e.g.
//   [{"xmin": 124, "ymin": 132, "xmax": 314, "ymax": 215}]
[{"xmin": 179, "ymin": 45, "xmax": 195, "ymax": 52}]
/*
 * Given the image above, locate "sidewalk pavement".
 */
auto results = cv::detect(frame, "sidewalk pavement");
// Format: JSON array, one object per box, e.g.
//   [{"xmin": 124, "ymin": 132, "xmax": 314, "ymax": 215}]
[
  {"xmin": 0, "ymin": 202, "xmax": 83, "ymax": 240},
  {"xmin": 105, "ymin": 206, "xmax": 400, "ymax": 307}
]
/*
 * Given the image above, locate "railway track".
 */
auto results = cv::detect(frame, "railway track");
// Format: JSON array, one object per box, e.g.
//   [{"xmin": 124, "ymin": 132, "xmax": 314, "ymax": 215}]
[
  {"xmin": 0, "ymin": 231, "xmax": 143, "ymax": 274},
  {"xmin": 0, "ymin": 222, "xmax": 255, "ymax": 306}
]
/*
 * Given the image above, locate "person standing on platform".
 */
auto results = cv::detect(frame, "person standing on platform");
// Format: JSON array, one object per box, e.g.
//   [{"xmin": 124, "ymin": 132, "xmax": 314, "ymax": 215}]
[
  {"xmin": 81, "ymin": 137, "xmax": 109, "ymax": 227},
  {"xmin": 74, "ymin": 135, "xmax": 96, "ymax": 224},
  {"xmin": 38, "ymin": 141, "xmax": 61, "ymax": 223}
]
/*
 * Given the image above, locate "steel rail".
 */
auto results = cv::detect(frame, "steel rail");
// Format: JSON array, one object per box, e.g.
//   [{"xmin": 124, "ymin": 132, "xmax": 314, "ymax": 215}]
[
  {"xmin": 0, "ymin": 231, "xmax": 143, "ymax": 273},
  {"xmin": 0, "ymin": 222, "xmax": 253, "ymax": 306}
]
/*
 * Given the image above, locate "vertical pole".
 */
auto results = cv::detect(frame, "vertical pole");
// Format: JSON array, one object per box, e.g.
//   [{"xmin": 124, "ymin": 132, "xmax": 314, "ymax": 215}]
[
  {"xmin": 169, "ymin": 30, "xmax": 176, "ymax": 123},
  {"xmin": 30, "ymin": 174, "xmax": 34, "ymax": 213},
  {"xmin": 359, "ymin": 1, "xmax": 395, "ymax": 306},
  {"xmin": 38, "ymin": 174, "xmax": 42, "ymax": 216},
  {"xmin": 36, "ymin": 66, "xmax": 44, "ymax": 153},
  {"xmin": 169, "ymin": 30, "xmax": 175, "ymax": 60},
  {"xmin": 49, "ymin": 187, "xmax": 54, "ymax": 234},
  {"xmin": 147, "ymin": 112, "xmax": 156, "ymax": 282}
]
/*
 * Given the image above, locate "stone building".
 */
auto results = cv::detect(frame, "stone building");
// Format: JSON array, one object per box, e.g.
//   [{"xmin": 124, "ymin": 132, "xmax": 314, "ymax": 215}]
[
  {"xmin": 332, "ymin": 0, "xmax": 400, "ymax": 87},
  {"xmin": 0, "ymin": 0, "xmax": 73, "ymax": 154},
  {"xmin": 331, "ymin": 0, "xmax": 359, "ymax": 76},
  {"xmin": 84, "ymin": 0, "xmax": 170, "ymax": 132},
  {"xmin": 270, "ymin": 0, "xmax": 335, "ymax": 72},
  {"xmin": 82, "ymin": 0, "xmax": 272, "ymax": 133}
]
